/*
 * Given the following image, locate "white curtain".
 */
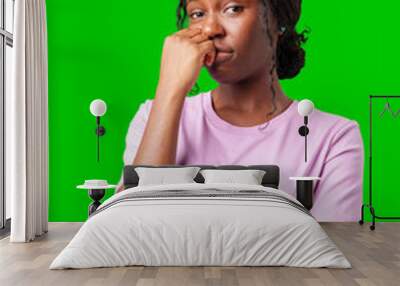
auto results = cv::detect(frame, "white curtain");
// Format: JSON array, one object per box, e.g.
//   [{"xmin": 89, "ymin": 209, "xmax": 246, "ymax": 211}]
[{"xmin": 6, "ymin": 0, "xmax": 48, "ymax": 242}]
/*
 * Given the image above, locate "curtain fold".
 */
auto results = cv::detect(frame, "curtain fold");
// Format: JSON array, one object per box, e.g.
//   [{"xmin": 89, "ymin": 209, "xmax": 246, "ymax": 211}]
[{"xmin": 7, "ymin": 0, "xmax": 48, "ymax": 242}]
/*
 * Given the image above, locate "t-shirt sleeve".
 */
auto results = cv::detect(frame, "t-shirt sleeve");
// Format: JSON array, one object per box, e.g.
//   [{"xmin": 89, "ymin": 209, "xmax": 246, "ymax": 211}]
[
  {"xmin": 311, "ymin": 120, "xmax": 365, "ymax": 221},
  {"xmin": 115, "ymin": 100, "xmax": 152, "ymax": 192}
]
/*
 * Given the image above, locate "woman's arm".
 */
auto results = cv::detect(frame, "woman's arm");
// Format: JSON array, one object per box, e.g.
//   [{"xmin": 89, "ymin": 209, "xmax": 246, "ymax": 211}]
[
  {"xmin": 132, "ymin": 27, "xmax": 215, "ymax": 165},
  {"xmin": 311, "ymin": 121, "xmax": 365, "ymax": 221},
  {"xmin": 132, "ymin": 86, "xmax": 186, "ymax": 165},
  {"xmin": 114, "ymin": 86, "xmax": 186, "ymax": 193},
  {"xmin": 116, "ymin": 184, "xmax": 124, "ymax": 193},
  {"xmin": 115, "ymin": 28, "xmax": 215, "ymax": 192}
]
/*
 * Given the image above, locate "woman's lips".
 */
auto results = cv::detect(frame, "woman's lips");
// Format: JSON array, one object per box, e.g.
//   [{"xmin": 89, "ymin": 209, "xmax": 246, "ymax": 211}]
[{"xmin": 213, "ymin": 51, "xmax": 233, "ymax": 65}]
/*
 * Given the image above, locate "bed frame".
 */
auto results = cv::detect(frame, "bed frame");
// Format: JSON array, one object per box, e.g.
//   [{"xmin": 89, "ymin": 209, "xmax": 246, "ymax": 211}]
[{"xmin": 123, "ymin": 164, "xmax": 280, "ymax": 190}]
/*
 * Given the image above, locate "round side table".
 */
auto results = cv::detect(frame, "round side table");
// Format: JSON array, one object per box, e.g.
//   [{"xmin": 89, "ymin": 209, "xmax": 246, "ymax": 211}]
[
  {"xmin": 289, "ymin": 176, "xmax": 321, "ymax": 210},
  {"xmin": 77, "ymin": 183, "xmax": 116, "ymax": 216}
]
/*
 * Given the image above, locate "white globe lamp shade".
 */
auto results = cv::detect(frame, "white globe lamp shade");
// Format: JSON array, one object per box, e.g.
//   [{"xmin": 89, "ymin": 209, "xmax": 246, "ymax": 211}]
[
  {"xmin": 90, "ymin": 99, "xmax": 107, "ymax": 117},
  {"xmin": 298, "ymin": 99, "xmax": 314, "ymax": 117}
]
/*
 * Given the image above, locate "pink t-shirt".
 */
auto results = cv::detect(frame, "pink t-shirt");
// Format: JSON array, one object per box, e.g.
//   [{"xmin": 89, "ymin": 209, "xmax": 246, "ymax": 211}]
[{"xmin": 117, "ymin": 90, "xmax": 365, "ymax": 222}]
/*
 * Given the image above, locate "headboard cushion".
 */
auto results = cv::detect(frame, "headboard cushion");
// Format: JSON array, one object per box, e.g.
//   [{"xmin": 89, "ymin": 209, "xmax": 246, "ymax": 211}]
[{"xmin": 123, "ymin": 164, "xmax": 280, "ymax": 190}]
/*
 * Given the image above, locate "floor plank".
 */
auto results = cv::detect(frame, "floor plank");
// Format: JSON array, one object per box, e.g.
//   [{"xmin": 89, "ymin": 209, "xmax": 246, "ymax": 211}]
[{"xmin": 0, "ymin": 222, "xmax": 399, "ymax": 286}]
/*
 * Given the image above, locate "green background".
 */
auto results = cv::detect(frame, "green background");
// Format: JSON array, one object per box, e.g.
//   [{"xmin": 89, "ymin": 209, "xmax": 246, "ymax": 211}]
[{"xmin": 46, "ymin": 0, "xmax": 400, "ymax": 222}]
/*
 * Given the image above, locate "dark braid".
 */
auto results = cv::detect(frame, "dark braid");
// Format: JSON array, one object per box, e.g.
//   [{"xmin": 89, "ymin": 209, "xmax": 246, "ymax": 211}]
[
  {"xmin": 176, "ymin": 0, "xmax": 200, "ymax": 95},
  {"xmin": 258, "ymin": 0, "xmax": 309, "ymax": 124},
  {"xmin": 267, "ymin": 0, "xmax": 310, "ymax": 80},
  {"xmin": 176, "ymin": 0, "xmax": 186, "ymax": 29},
  {"xmin": 260, "ymin": 0, "xmax": 278, "ymax": 118}
]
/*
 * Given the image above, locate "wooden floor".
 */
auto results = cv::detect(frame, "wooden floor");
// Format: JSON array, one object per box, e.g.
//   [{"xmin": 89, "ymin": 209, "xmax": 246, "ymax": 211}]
[{"xmin": 0, "ymin": 222, "xmax": 399, "ymax": 286}]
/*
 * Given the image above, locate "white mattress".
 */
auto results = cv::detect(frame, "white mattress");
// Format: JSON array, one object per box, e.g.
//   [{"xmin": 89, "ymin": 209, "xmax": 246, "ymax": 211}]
[{"xmin": 49, "ymin": 183, "xmax": 351, "ymax": 269}]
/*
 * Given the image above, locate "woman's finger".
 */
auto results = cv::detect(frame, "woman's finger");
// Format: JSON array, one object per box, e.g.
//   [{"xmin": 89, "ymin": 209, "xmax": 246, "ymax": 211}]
[
  {"xmin": 175, "ymin": 27, "xmax": 202, "ymax": 38},
  {"xmin": 205, "ymin": 49, "xmax": 216, "ymax": 67},
  {"xmin": 198, "ymin": 41, "xmax": 216, "ymax": 66},
  {"xmin": 189, "ymin": 32, "xmax": 210, "ymax": 44}
]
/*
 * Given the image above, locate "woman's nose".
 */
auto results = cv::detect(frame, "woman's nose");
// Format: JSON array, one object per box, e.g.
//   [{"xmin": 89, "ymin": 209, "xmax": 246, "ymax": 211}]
[{"xmin": 200, "ymin": 17, "xmax": 225, "ymax": 39}]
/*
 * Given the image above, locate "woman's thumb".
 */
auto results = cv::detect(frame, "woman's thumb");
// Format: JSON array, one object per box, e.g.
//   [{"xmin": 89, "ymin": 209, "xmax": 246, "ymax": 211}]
[{"xmin": 205, "ymin": 50, "xmax": 216, "ymax": 67}]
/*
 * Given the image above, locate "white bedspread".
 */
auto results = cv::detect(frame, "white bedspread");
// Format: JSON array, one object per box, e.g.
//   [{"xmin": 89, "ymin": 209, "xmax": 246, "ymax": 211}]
[{"xmin": 49, "ymin": 183, "xmax": 351, "ymax": 269}]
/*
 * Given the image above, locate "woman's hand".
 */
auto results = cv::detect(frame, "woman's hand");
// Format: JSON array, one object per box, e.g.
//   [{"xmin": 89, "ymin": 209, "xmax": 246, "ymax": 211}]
[
  {"xmin": 157, "ymin": 27, "xmax": 216, "ymax": 96},
  {"xmin": 131, "ymin": 28, "xmax": 215, "ymax": 166}
]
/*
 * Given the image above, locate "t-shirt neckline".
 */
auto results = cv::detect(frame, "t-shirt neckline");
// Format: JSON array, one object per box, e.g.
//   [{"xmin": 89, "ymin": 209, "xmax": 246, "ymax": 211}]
[{"xmin": 203, "ymin": 90, "xmax": 297, "ymax": 135}]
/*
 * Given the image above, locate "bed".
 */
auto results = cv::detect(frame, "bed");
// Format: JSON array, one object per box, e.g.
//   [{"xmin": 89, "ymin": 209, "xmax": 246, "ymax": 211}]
[{"xmin": 49, "ymin": 164, "xmax": 351, "ymax": 269}]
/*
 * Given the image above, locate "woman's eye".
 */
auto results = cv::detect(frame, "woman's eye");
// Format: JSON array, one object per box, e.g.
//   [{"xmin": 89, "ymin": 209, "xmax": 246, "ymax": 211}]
[
  {"xmin": 189, "ymin": 5, "xmax": 243, "ymax": 20},
  {"xmin": 225, "ymin": 5, "xmax": 243, "ymax": 15},
  {"xmin": 189, "ymin": 11, "xmax": 204, "ymax": 19}
]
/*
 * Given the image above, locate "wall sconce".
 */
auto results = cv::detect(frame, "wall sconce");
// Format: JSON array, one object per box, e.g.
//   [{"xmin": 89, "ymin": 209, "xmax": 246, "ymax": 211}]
[
  {"xmin": 291, "ymin": 99, "xmax": 320, "ymax": 211},
  {"xmin": 89, "ymin": 99, "xmax": 107, "ymax": 162},
  {"xmin": 297, "ymin": 99, "xmax": 314, "ymax": 162}
]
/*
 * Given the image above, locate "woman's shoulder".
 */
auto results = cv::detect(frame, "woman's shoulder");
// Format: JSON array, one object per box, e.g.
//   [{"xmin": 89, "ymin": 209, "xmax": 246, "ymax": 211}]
[
  {"xmin": 311, "ymin": 106, "xmax": 362, "ymax": 144},
  {"xmin": 312, "ymin": 106, "xmax": 360, "ymax": 129},
  {"xmin": 183, "ymin": 91, "xmax": 208, "ymax": 111}
]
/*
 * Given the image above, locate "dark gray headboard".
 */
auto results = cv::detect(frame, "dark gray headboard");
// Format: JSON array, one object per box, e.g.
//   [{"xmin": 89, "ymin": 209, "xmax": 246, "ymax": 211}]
[{"xmin": 124, "ymin": 164, "xmax": 280, "ymax": 189}]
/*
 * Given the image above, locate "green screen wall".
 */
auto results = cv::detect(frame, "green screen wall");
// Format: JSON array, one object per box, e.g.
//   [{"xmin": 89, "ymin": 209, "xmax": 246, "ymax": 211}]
[{"xmin": 46, "ymin": 0, "xmax": 400, "ymax": 222}]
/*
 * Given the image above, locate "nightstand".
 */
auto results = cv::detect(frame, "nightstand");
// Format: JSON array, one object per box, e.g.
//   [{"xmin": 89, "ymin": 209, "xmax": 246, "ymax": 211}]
[
  {"xmin": 289, "ymin": 177, "xmax": 321, "ymax": 210},
  {"xmin": 77, "ymin": 180, "xmax": 116, "ymax": 216}
]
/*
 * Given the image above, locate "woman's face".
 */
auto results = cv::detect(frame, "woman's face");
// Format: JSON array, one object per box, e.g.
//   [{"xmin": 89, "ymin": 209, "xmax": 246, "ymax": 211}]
[{"xmin": 186, "ymin": 0, "xmax": 279, "ymax": 83}]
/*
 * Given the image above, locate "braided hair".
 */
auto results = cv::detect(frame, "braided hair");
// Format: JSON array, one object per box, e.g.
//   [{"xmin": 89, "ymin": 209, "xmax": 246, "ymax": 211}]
[{"xmin": 176, "ymin": 0, "xmax": 309, "ymax": 119}]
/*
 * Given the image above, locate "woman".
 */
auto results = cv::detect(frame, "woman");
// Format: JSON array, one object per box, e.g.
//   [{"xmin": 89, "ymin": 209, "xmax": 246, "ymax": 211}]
[{"xmin": 116, "ymin": 0, "xmax": 364, "ymax": 222}]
